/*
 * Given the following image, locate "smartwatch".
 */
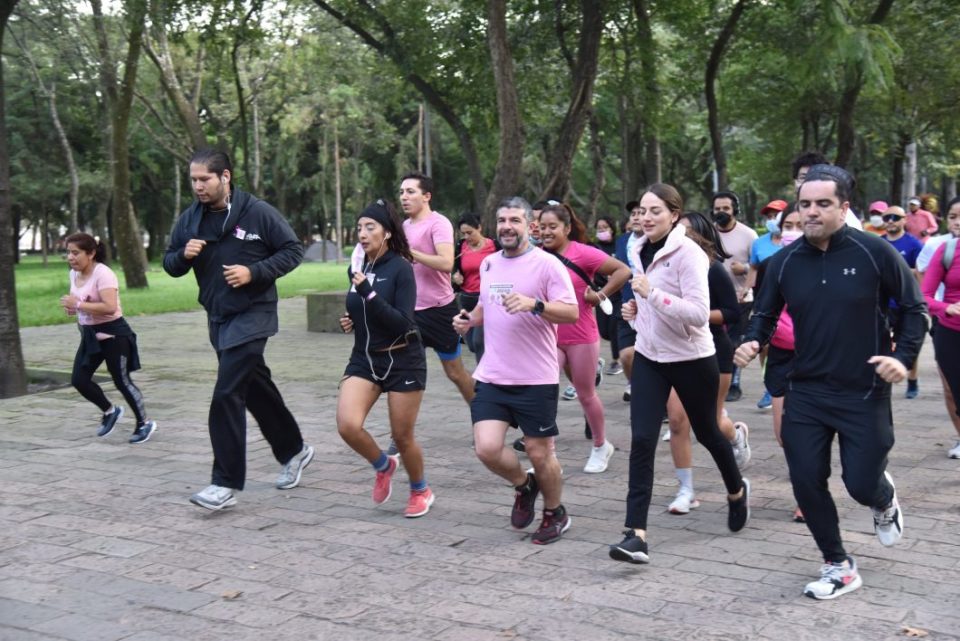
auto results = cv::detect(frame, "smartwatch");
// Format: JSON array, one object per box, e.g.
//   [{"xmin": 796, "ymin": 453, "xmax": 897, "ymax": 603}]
[{"xmin": 531, "ymin": 298, "xmax": 545, "ymax": 316}]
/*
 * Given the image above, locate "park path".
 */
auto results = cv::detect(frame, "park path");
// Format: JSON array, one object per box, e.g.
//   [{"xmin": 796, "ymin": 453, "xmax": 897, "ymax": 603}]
[{"xmin": 1, "ymin": 297, "xmax": 959, "ymax": 641}]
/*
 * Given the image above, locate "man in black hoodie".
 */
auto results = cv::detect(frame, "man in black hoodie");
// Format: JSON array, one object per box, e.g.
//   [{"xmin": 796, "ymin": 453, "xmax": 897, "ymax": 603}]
[
  {"xmin": 735, "ymin": 164, "xmax": 927, "ymax": 600},
  {"xmin": 164, "ymin": 149, "xmax": 313, "ymax": 510}
]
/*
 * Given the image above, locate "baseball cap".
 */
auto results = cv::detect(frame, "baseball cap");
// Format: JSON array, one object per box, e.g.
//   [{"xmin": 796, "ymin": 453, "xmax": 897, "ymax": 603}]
[
  {"xmin": 868, "ymin": 200, "xmax": 889, "ymax": 214},
  {"xmin": 908, "ymin": 197, "xmax": 921, "ymax": 206},
  {"xmin": 760, "ymin": 199, "xmax": 788, "ymax": 216}
]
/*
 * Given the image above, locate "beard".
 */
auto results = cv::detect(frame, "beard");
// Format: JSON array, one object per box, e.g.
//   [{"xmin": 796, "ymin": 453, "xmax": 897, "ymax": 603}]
[{"xmin": 499, "ymin": 231, "xmax": 523, "ymax": 250}]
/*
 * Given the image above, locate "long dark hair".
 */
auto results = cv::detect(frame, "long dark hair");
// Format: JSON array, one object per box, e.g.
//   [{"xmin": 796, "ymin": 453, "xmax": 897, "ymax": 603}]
[
  {"xmin": 539, "ymin": 202, "xmax": 587, "ymax": 242},
  {"xmin": 680, "ymin": 211, "xmax": 731, "ymax": 261},
  {"xmin": 64, "ymin": 232, "xmax": 108, "ymax": 264}
]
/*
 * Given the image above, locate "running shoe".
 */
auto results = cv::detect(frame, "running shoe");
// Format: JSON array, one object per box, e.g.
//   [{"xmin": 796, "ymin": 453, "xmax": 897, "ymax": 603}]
[
  {"xmin": 623, "ymin": 384, "xmax": 631, "ymax": 402},
  {"xmin": 372, "ymin": 455, "xmax": 399, "ymax": 504},
  {"xmin": 803, "ymin": 555, "xmax": 862, "ymax": 600},
  {"xmin": 905, "ymin": 380, "xmax": 919, "ymax": 399},
  {"xmin": 276, "ymin": 444, "xmax": 315, "ymax": 489},
  {"xmin": 512, "ymin": 437, "xmax": 526, "ymax": 453},
  {"xmin": 609, "ymin": 529, "xmax": 649, "ymax": 564},
  {"xmin": 873, "ymin": 471, "xmax": 903, "ymax": 547},
  {"xmin": 793, "ymin": 507, "xmax": 806, "ymax": 523},
  {"xmin": 531, "ymin": 507, "xmax": 571, "ymax": 544},
  {"xmin": 583, "ymin": 440, "xmax": 614, "ymax": 474},
  {"xmin": 732, "ymin": 422, "xmax": 751, "ymax": 469},
  {"xmin": 668, "ymin": 486, "xmax": 700, "ymax": 514},
  {"xmin": 386, "ymin": 439, "xmax": 399, "ymax": 456},
  {"xmin": 756, "ymin": 390, "xmax": 773, "ymax": 409},
  {"xmin": 562, "ymin": 385, "xmax": 578, "ymax": 401},
  {"xmin": 128, "ymin": 420, "xmax": 157, "ymax": 444},
  {"xmin": 728, "ymin": 478, "xmax": 750, "ymax": 532},
  {"xmin": 404, "ymin": 488, "xmax": 435, "ymax": 518},
  {"xmin": 661, "ymin": 429, "xmax": 671, "ymax": 442},
  {"xmin": 511, "ymin": 472, "xmax": 539, "ymax": 529},
  {"xmin": 948, "ymin": 441, "xmax": 960, "ymax": 459},
  {"xmin": 190, "ymin": 484, "xmax": 237, "ymax": 510},
  {"xmin": 725, "ymin": 385, "xmax": 742, "ymax": 403},
  {"xmin": 97, "ymin": 405, "xmax": 124, "ymax": 437},
  {"xmin": 605, "ymin": 360, "xmax": 623, "ymax": 376},
  {"xmin": 595, "ymin": 358, "xmax": 605, "ymax": 387}
]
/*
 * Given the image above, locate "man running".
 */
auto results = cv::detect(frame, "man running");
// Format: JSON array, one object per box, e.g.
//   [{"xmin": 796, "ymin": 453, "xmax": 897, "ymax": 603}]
[{"xmin": 453, "ymin": 197, "xmax": 578, "ymax": 545}]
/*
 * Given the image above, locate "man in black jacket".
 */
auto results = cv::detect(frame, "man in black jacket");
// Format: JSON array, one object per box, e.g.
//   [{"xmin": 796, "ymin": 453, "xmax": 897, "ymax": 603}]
[
  {"xmin": 164, "ymin": 148, "xmax": 313, "ymax": 510},
  {"xmin": 735, "ymin": 164, "xmax": 928, "ymax": 600}
]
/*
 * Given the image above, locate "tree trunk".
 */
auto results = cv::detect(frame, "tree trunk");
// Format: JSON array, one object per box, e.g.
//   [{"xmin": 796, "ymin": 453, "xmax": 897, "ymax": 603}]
[
  {"xmin": 143, "ymin": 18, "xmax": 207, "ymax": 150},
  {"xmin": 705, "ymin": 0, "xmax": 748, "ymax": 191},
  {"xmin": 483, "ymin": 0, "xmax": 525, "ymax": 229},
  {"xmin": 633, "ymin": 0, "xmax": 660, "ymax": 185},
  {"xmin": 0, "ymin": 0, "xmax": 27, "ymax": 398},
  {"xmin": 252, "ymin": 98, "xmax": 261, "ymax": 193},
  {"xmin": 903, "ymin": 140, "xmax": 917, "ymax": 203},
  {"xmin": 540, "ymin": 0, "xmax": 605, "ymax": 200}
]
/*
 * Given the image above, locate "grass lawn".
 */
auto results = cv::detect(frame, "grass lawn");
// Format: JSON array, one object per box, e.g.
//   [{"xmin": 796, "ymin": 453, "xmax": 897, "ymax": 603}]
[{"xmin": 15, "ymin": 254, "xmax": 350, "ymax": 327}]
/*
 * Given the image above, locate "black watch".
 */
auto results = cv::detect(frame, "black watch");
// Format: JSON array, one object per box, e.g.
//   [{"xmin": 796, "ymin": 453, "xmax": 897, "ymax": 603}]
[{"xmin": 531, "ymin": 298, "xmax": 545, "ymax": 316}]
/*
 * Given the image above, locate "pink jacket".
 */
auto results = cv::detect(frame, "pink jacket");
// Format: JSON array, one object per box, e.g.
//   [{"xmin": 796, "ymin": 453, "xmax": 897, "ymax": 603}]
[{"xmin": 629, "ymin": 225, "xmax": 715, "ymax": 363}]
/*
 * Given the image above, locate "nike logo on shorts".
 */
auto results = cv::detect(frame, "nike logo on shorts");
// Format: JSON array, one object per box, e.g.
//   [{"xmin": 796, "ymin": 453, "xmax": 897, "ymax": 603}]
[{"xmin": 404, "ymin": 380, "xmax": 416, "ymax": 385}]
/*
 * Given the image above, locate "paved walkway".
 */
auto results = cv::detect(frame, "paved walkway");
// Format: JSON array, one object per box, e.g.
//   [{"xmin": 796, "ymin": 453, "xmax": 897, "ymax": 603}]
[{"xmin": 2, "ymin": 297, "xmax": 959, "ymax": 641}]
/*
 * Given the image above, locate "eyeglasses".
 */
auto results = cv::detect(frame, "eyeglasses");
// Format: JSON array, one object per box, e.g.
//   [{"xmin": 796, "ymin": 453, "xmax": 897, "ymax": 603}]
[{"xmin": 882, "ymin": 214, "xmax": 905, "ymax": 222}]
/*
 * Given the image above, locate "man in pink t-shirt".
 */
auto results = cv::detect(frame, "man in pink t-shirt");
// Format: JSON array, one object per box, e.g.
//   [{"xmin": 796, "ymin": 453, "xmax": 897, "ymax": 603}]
[
  {"xmin": 905, "ymin": 197, "xmax": 939, "ymax": 243},
  {"xmin": 453, "ymin": 197, "xmax": 578, "ymax": 546},
  {"xmin": 400, "ymin": 173, "xmax": 475, "ymax": 404}
]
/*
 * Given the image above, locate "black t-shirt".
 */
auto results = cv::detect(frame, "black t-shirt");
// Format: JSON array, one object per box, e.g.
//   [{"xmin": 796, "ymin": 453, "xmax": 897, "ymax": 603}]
[
  {"xmin": 639, "ymin": 236, "xmax": 667, "ymax": 271},
  {"xmin": 198, "ymin": 206, "xmax": 229, "ymax": 241}
]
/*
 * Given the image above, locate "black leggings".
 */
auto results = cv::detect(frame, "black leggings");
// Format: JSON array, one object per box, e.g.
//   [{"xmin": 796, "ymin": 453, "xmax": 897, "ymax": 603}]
[
  {"xmin": 934, "ymin": 324, "xmax": 960, "ymax": 420},
  {"xmin": 72, "ymin": 336, "xmax": 146, "ymax": 425},
  {"xmin": 625, "ymin": 352, "xmax": 743, "ymax": 529}
]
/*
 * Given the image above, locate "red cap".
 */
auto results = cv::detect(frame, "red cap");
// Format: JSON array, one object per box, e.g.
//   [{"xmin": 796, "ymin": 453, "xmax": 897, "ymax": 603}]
[
  {"xmin": 868, "ymin": 200, "xmax": 889, "ymax": 214},
  {"xmin": 760, "ymin": 199, "xmax": 788, "ymax": 215}
]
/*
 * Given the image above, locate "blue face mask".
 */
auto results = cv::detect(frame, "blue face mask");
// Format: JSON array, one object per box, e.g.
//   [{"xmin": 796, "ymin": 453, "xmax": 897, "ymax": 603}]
[{"xmin": 766, "ymin": 219, "xmax": 780, "ymax": 235}]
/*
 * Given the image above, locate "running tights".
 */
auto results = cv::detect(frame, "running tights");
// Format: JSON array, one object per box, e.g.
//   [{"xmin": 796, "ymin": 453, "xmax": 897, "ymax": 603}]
[
  {"xmin": 558, "ymin": 341, "xmax": 605, "ymax": 446},
  {"xmin": 72, "ymin": 337, "xmax": 146, "ymax": 425},
  {"xmin": 934, "ymin": 324, "xmax": 960, "ymax": 420}
]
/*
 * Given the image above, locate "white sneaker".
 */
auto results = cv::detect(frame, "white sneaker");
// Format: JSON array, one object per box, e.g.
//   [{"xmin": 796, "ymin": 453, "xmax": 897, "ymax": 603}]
[
  {"xmin": 732, "ymin": 422, "xmax": 751, "ymax": 469},
  {"xmin": 190, "ymin": 484, "xmax": 237, "ymax": 510},
  {"xmin": 583, "ymin": 440, "xmax": 614, "ymax": 473},
  {"xmin": 661, "ymin": 429, "xmax": 671, "ymax": 442},
  {"xmin": 948, "ymin": 440, "xmax": 960, "ymax": 459},
  {"xmin": 668, "ymin": 486, "xmax": 700, "ymax": 514},
  {"xmin": 595, "ymin": 358, "xmax": 605, "ymax": 387},
  {"xmin": 562, "ymin": 385, "xmax": 578, "ymax": 401},
  {"xmin": 803, "ymin": 556, "xmax": 862, "ymax": 600},
  {"xmin": 276, "ymin": 444, "xmax": 315, "ymax": 489},
  {"xmin": 873, "ymin": 471, "xmax": 903, "ymax": 547}
]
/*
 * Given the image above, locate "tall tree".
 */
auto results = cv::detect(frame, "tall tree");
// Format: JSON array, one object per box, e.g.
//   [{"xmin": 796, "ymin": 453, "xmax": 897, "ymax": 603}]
[
  {"xmin": 0, "ymin": 0, "xmax": 27, "ymax": 398},
  {"xmin": 705, "ymin": 0, "xmax": 749, "ymax": 191},
  {"xmin": 92, "ymin": 0, "xmax": 149, "ymax": 288}
]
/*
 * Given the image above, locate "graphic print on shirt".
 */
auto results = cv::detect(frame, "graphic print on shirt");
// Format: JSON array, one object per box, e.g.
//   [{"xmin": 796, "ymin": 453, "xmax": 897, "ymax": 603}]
[{"xmin": 488, "ymin": 283, "xmax": 513, "ymax": 305}]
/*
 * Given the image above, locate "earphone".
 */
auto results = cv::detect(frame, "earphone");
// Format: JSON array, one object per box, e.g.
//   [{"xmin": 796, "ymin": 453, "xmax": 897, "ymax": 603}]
[
  {"xmin": 220, "ymin": 176, "xmax": 226, "ymax": 184},
  {"xmin": 385, "ymin": 232, "xmax": 391, "ymax": 239}
]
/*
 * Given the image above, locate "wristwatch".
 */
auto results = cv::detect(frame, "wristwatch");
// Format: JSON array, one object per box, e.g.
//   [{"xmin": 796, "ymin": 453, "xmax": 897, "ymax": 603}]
[{"xmin": 531, "ymin": 298, "xmax": 545, "ymax": 316}]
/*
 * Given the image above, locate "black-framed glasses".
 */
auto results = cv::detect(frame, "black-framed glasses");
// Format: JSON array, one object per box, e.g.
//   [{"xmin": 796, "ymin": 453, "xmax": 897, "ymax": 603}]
[{"xmin": 882, "ymin": 214, "xmax": 905, "ymax": 222}]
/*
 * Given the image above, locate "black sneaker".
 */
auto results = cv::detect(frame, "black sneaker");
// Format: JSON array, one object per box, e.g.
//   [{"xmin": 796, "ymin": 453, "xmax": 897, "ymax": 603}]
[
  {"xmin": 129, "ymin": 421, "xmax": 156, "ymax": 444},
  {"xmin": 609, "ymin": 529, "xmax": 650, "ymax": 564},
  {"xmin": 584, "ymin": 419, "xmax": 592, "ymax": 440},
  {"xmin": 728, "ymin": 478, "xmax": 751, "ymax": 532},
  {"xmin": 97, "ymin": 406, "xmax": 124, "ymax": 437},
  {"xmin": 531, "ymin": 506, "xmax": 571, "ymax": 545},
  {"xmin": 512, "ymin": 437, "xmax": 526, "ymax": 453},
  {"xmin": 725, "ymin": 386, "xmax": 743, "ymax": 403},
  {"xmin": 511, "ymin": 472, "xmax": 539, "ymax": 529}
]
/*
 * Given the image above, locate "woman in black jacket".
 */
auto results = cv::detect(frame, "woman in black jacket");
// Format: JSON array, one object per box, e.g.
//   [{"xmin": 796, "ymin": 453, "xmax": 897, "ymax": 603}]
[{"xmin": 338, "ymin": 199, "xmax": 434, "ymax": 518}]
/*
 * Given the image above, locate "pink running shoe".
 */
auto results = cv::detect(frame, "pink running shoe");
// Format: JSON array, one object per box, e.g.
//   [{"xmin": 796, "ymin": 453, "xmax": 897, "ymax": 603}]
[
  {"xmin": 372, "ymin": 455, "xmax": 399, "ymax": 504},
  {"xmin": 404, "ymin": 488, "xmax": 435, "ymax": 518}
]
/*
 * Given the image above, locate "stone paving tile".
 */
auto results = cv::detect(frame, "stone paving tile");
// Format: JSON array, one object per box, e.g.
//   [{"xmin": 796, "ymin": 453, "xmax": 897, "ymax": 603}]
[{"xmin": 3, "ymin": 297, "xmax": 959, "ymax": 640}]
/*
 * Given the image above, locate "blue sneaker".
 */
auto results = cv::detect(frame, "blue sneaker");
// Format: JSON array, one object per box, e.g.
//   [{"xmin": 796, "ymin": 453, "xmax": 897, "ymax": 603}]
[{"xmin": 756, "ymin": 390, "xmax": 772, "ymax": 409}]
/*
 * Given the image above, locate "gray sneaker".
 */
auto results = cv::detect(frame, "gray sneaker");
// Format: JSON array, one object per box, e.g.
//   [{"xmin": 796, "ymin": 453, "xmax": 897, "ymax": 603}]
[
  {"xmin": 276, "ymin": 444, "xmax": 315, "ymax": 489},
  {"xmin": 872, "ymin": 471, "xmax": 903, "ymax": 547},
  {"xmin": 190, "ymin": 484, "xmax": 237, "ymax": 510},
  {"xmin": 97, "ymin": 405, "xmax": 124, "ymax": 437}
]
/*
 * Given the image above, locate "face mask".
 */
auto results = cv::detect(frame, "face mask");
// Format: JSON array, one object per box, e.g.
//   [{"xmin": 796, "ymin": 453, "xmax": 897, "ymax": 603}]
[
  {"xmin": 596, "ymin": 230, "xmax": 612, "ymax": 242},
  {"xmin": 528, "ymin": 236, "xmax": 540, "ymax": 246},
  {"xmin": 870, "ymin": 215, "xmax": 884, "ymax": 228},
  {"xmin": 713, "ymin": 213, "xmax": 732, "ymax": 227},
  {"xmin": 765, "ymin": 219, "xmax": 780, "ymax": 235},
  {"xmin": 780, "ymin": 230, "xmax": 802, "ymax": 246}
]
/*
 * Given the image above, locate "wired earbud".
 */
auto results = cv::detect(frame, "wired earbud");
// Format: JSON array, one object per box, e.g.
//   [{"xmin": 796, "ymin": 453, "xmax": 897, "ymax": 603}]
[{"xmin": 385, "ymin": 232, "xmax": 391, "ymax": 239}]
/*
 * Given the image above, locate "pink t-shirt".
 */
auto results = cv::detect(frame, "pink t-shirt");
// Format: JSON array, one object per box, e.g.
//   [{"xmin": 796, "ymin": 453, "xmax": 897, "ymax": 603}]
[
  {"xmin": 554, "ymin": 241, "xmax": 608, "ymax": 345},
  {"xmin": 70, "ymin": 262, "xmax": 122, "ymax": 326},
  {"xmin": 718, "ymin": 221, "xmax": 758, "ymax": 302},
  {"xmin": 473, "ymin": 247, "xmax": 576, "ymax": 385},
  {"xmin": 770, "ymin": 307, "xmax": 795, "ymax": 351},
  {"xmin": 403, "ymin": 211, "xmax": 455, "ymax": 310}
]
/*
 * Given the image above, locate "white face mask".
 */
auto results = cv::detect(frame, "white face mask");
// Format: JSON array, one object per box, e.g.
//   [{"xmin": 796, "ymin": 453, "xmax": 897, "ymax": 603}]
[
  {"xmin": 869, "ymin": 215, "xmax": 884, "ymax": 228},
  {"xmin": 780, "ymin": 230, "xmax": 803, "ymax": 246}
]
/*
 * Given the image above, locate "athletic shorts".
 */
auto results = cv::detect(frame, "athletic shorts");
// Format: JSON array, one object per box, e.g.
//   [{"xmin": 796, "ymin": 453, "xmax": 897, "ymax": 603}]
[
  {"xmin": 470, "ymin": 382, "xmax": 560, "ymax": 438},
  {"xmin": 712, "ymin": 327, "xmax": 734, "ymax": 374},
  {"xmin": 415, "ymin": 301, "xmax": 462, "ymax": 359},
  {"xmin": 764, "ymin": 345, "xmax": 795, "ymax": 398},
  {"xmin": 616, "ymin": 315, "xmax": 638, "ymax": 353},
  {"xmin": 343, "ymin": 344, "xmax": 427, "ymax": 393}
]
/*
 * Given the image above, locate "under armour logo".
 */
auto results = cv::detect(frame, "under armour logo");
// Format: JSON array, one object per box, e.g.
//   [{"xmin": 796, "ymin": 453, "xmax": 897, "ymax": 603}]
[{"xmin": 843, "ymin": 268, "xmax": 856, "ymax": 275}]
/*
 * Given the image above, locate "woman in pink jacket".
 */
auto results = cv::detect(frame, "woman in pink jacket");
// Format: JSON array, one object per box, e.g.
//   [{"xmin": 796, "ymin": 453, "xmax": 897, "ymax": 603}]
[{"xmin": 609, "ymin": 183, "xmax": 749, "ymax": 564}]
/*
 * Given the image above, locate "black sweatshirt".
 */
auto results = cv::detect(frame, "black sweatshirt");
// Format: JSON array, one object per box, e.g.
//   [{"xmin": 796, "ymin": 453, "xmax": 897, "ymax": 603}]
[
  {"xmin": 709, "ymin": 260, "xmax": 740, "ymax": 342},
  {"xmin": 744, "ymin": 225, "xmax": 928, "ymax": 397},
  {"xmin": 163, "ymin": 188, "xmax": 303, "ymax": 349},
  {"xmin": 345, "ymin": 250, "xmax": 418, "ymax": 352}
]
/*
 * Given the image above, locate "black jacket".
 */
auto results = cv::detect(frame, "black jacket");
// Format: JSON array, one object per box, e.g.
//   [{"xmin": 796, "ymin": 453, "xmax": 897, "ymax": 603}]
[
  {"xmin": 345, "ymin": 250, "xmax": 419, "ymax": 352},
  {"xmin": 163, "ymin": 188, "xmax": 303, "ymax": 349},
  {"xmin": 744, "ymin": 226, "xmax": 928, "ymax": 397}
]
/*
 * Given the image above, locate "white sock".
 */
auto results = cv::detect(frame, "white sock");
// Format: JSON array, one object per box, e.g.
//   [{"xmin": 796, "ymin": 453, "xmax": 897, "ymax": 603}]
[{"xmin": 675, "ymin": 467, "xmax": 693, "ymax": 491}]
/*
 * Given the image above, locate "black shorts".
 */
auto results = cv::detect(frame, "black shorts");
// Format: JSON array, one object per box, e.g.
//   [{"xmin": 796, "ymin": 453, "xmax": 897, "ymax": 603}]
[
  {"xmin": 415, "ymin": 301, "xmax": 462, "ymax": 358},
  {"xmin": 470, "ymin": 382, "xmax": 560, "ymax": 438},
  {"xmin": 343, "ymin": 344, "xmax": 427, "ymax": 393},
  {"xmin": 616, "ymin": 315, "xmax": 637, "ymax": 354},
  {"xmin": 712, "ymin": 327, "xmax": 734, "ymax": 374},
  {"xmin": 764, "ymin": 345, "xmax": 795, "ymax": 397}
]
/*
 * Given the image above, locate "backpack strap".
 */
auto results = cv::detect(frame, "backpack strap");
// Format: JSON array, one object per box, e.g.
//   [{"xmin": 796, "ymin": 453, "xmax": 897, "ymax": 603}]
[{"xmin": 551, "ymin": 252, "xmax": 601, "ymax": 291}]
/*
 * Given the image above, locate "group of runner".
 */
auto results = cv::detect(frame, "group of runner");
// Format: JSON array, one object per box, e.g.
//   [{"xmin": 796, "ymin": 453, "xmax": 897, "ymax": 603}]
[{"xmin": 61, "ymin": 148, "xmax": 960, "ymax": 602}]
